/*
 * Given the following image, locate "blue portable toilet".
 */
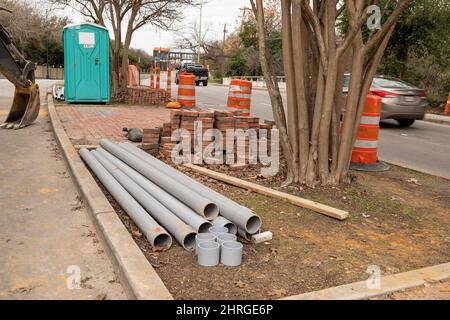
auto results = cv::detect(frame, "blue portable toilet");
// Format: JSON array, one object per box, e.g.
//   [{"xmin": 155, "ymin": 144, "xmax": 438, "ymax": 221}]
[{"xmin": 63, "ymin": 22, "xmax": 110, "ymax": 103}]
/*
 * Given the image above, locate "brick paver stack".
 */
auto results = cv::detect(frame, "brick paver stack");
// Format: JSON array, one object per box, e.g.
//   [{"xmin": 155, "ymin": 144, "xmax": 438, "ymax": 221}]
[
  {"xmin": 126, "ymin": 86, "xmax": 168, "ymax": 105},
  {"xmin": 141, "ymin": 109, "xmax": 276, "ymax": 166}
]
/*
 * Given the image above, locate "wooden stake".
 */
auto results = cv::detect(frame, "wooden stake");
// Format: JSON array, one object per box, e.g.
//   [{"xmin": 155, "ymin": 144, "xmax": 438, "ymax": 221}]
[{"xmin": 184, "ymin": 164, "xmax": 349, "ymax": 221}]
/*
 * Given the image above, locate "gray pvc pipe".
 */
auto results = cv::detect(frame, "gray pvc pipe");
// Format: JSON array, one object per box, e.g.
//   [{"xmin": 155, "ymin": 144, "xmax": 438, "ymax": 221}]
[
  {"xmin": 79, "ymin": 149, "xmax": 172, "ymax": 251},
  {"xmin": 217, "ymin": 233, "xmax": 237, "ymax": 246},
  {"xmin": 100, "ymin": 139, "xmax": 219, "ymax": 220},
  {"xmin": 209, "ymin": 226, "xmax": 228, "ymax": 237},
  {"xmin": 213, "ymin": 216, "xmax": 237, "ymax": 235},
  {"xmin": 221, "ymin": 241, "xmax": 243, "ymax": 267},
  {"xmin": 92, "ymin": 150, "xmax": 197, "ymax": 251},
  {"xmin": 195, "ymin": 233, "xmax": 217, "ymax": 254},
  {"xmin": 197, "ymin": 241, "xmax": 220, "ymax": 267},
  {"xmin": 238, "ymin": 228, "xmax": 253, "ymax": 241},
  {"xmin": 97, "ymin": 148, "xmax": 212, "ymax": 234},
  {"xmin": 120, "ymin": 142, "xmax": 262, "ymax": 234}
]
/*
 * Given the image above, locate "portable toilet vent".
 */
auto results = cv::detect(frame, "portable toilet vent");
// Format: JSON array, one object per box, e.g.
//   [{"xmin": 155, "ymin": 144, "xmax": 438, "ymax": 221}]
[{"xmin": 63, "ymin": 22, "xmax": 110, "ymax": 103}]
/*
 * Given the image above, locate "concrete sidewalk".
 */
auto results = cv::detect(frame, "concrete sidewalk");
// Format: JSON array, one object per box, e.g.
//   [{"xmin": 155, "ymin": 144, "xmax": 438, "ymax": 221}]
[{"xmin": 0, "ymin": 98, "xmax": 125, "ymax": 299}]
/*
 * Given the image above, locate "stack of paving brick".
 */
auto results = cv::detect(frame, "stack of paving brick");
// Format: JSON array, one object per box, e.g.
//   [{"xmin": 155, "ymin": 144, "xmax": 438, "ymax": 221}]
[
  {"xmin": 214, "ymin": 111, "xmax": 236, "ymax": 149},
  {"xmin": 126, "ymin": 86, "xmax": 168, "ymax": 105},
  {"xmin": 180, "ymin": 110, "xmax": 198, "ymax": 150},
  {"xmin": 160, "ymin": 121, "xmax": 176, "ymax": 158},
  {"xmin": 142, "ymin": 128, "xmax": 161, "ymax": 156},
  {"xmin": 195, "ymin": 110, "xmax": 215, "ymax": 154},
  {"xmin": 153, "ymin": 109, "xmax": 274, "ymax": 166}
]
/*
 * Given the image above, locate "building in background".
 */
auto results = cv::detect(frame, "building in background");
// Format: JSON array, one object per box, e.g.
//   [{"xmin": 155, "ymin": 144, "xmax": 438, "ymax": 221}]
[
  {"xmin": 153, "ymin": 47, "xmax": 196, "ymax": 70},
  {"xmin": 153, "ymin": 47, "xmax": 170, "ymax": 71}
]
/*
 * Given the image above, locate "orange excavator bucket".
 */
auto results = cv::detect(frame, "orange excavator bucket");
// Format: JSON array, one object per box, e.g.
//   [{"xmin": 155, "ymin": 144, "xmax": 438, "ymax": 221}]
[
  {"xmin": 1, "ymin": 84, "xmax": 40, "ymax": 129},
  {"xmin": 0, "ymin": 21, "xmax": 41, "ymax": 129}
]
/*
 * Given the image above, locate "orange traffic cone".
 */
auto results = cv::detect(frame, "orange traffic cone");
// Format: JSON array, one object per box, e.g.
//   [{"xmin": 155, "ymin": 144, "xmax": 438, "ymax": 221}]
[{"xmin": 445, "ymin": 93, "xmax": 450, "ymax": 116}]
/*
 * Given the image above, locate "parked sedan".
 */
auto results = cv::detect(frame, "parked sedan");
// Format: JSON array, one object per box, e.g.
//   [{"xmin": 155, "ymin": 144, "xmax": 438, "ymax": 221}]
[{"xmin": 343, "ymin": 75, "xmax": 429, "ymax": 127}]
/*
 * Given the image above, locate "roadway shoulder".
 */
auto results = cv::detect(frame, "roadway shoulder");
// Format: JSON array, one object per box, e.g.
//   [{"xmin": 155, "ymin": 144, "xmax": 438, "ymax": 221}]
[
  {"xmin": 46, "ymin": 93, "xmax": 173, "ymax": 300},
  {"xmin": 424, "ymin": 113, "xmax": 450, "ymax": 125}
]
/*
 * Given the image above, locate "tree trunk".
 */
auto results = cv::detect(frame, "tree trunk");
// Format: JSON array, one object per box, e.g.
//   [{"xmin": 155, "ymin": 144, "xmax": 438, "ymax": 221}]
[
  {"xmin": 281, "ymin": 0, "xmax": 299, "ymax": 182},
  {"xmin": 317, "ymin": 1, "xmax": 338, "ymax": 185},
  {"xmin": 291, "ymin": 0, "xmax": 310, "ymax": 183},
  {"xmin": 253, "ymin": 0, "xmax": 296, "ymax": 185}
]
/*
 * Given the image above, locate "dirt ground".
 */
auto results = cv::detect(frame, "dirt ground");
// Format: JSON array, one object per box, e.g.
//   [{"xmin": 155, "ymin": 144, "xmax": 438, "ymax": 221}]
[{"xmin": 97, "ymin": 160, "xmax": 450, "ymax": 300}]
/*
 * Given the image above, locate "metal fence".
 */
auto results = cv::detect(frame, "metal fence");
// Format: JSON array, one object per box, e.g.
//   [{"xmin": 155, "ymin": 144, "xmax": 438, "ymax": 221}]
[
  {"xmin": 223, "ymin": 76, "xmax": 286, "ymax": 89},
  {"xmin": 35, "ymin": 65, "xmax": 64, "ymax": 80}
]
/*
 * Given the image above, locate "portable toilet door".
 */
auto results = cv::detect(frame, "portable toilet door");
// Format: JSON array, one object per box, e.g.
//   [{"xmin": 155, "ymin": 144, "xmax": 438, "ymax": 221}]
[{"xmin": 64, "ymin": 22, "xmax": 110, "ymax": 103}]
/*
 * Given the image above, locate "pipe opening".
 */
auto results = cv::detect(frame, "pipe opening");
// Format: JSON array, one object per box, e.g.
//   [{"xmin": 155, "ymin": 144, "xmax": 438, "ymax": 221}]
[
  {"xmin": 198, "ymin": 241, "xmax": 220, "ymax": 250},
  {"xmin": 153, "ymin": 234, "xmax": 172, "ymax": 251},
  {"xmin": 246, "ymin": 215, "xmax": 262, "ymax": 234},
  {"xmin": 223, "ymin": 241, "xmax": 243, "ymax": 250},
  {"xmin": 198, "ymin": 222, "xmax": 213, "ymax": 234},
  {"xmin": 183, "ymin": 232, "xmax": 197, "ymax": 251},
  {"xmin": 203, "ymin": 203, "xmax": 219, "ymax": 220},
  {"xmin": 225, "ymin": 223, "xmax": 238, "ymax": 235}
]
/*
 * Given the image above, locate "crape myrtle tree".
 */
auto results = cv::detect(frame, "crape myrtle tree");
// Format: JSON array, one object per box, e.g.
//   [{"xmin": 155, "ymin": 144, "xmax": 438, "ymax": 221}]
[
  {"xmin": 50, "ymin": 0, "xmax": 198, "ymax": 100},
  {"xmin": 250, "ymin": 0, "xmax": 411, "ymax": 187}
]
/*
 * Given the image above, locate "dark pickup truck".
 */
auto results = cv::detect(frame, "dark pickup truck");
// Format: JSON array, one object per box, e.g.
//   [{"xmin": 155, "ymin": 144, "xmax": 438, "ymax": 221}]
[{"xmin": 175, "ymin": 63, "xmax": 209, "ymax": 86}]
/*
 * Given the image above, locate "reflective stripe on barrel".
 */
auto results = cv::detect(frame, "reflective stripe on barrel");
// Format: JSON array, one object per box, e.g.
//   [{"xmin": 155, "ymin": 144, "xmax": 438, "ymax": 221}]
[
  {"xmin": 227, "ymin": 79, "xmax": 252, "ymax": 116},
  {"xmin": 177, "ymin": 73, "xmax": 196, "ymax": 107},
  {"xmin": 351, "ymin": 94, "xmax": 382, "ymax": 165}
]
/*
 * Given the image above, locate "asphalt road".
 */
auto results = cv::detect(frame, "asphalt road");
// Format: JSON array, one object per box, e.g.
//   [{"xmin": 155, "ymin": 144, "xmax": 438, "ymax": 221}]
[{"xmin": 150, "ymin": 76, "xmax": 449, "ymax": 179}]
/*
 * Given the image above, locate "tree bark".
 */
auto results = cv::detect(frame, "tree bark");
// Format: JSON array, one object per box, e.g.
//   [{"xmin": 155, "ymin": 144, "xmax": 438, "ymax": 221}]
[
  {"xmin": 291, "ymin": 0, "xmax": 310, "ymax": 183},
  {"xmin": 281, "ymin": 0, "xmax": 299, "ymax": 182},
  {"xmin": 253, "ymin": 0, "xmax": 296, "ymax": 185}
]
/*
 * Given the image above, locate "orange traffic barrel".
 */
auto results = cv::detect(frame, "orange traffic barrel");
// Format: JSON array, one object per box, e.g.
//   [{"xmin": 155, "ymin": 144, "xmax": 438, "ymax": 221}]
[
  {"xmin": 445, "ymin": 93, "xmax": 450, "ymax": 115},
  {"xmin": 350, "ymin": 94, "xmax": 389, "ymax": 172},
  {"xmin": 352, "ymin": 94, "xmax": 382, "ymax": 165},
  {"xmin": 227, "ymin": 79, "xmax": 252, "ymax": 116},
  {"xmin": 156, "ymin": 65, "xmax": 161, "ymax": 89},
  {"xmin": 177, "ymin": 73, "xmax": 196, "ymax": 107},
  {"xmin": 150, "ymin": 63, "xmax": 155, "ymax": 88}
]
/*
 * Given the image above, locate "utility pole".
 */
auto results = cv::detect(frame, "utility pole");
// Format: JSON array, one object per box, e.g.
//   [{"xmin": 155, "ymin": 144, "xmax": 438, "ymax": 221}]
[
  {"xmin": 221, "ymin": 23, "xmax": 227, "ymax": 83},
  {"xmin": 45, "ymin": 8, "xmax": 49, "ymax": 79},
  {"xmin": 197, "ymin": 0, "xmax": 204, "ymax": 64}
]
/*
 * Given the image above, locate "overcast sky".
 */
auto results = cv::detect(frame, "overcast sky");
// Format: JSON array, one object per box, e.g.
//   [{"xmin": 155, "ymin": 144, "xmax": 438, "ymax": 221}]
[
  {"xmin": 41, "ymin": 0, "xmax": 250, "ymax": 54},
  {"xmin": 132, "ymin": 0, "xmax": 249, "ymax": 53}
]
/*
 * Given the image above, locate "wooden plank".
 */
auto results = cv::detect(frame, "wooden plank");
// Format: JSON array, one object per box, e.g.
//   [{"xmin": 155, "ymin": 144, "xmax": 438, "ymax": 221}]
[{"xmin": 184, "ymin": 164, "xmax": 349, "ymax": 221}]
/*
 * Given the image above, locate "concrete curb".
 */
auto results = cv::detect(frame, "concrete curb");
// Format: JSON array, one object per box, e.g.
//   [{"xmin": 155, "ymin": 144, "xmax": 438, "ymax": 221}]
[
  {"xmin": 424, "ymin": 113, "xmax": 450, "ymax": 125},
  {"xmin": 283, "ymin": 263, "xmax": 450, "ymax": 300},
  {"xmin": 46, "ymin": 93, "xmax": 173, "ymax": 300}
]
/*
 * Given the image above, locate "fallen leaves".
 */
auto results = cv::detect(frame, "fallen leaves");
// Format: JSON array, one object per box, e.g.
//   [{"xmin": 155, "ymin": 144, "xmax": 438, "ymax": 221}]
[
  {"xmin": 235, "ymin": 281, "xmax": 248, "ymax": 289},
  {"xmin": 268, "ymin": 288, "xmax": 287, "ymax": 298},
  {"xmin": 132, "ymin": 230, "xmax": 143, "ymax": 238},
  {"xmin": 407, "ymin": 178, "xmax": 422, "ymax": 186}
]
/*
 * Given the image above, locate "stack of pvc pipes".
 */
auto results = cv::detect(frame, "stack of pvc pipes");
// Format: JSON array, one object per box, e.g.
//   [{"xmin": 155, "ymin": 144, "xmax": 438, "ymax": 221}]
[
  {"xmin": 196, "ymin": 226, "xmax": 244, "ymax": 267},
  {"xmin": 80, "ymin": 139, "xmax": 262, "ymax": 252}
]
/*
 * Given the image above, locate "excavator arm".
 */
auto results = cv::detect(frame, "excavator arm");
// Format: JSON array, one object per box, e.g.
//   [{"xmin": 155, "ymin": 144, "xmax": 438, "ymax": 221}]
[{"xmin": 0, "ymin": 20, "xmax": 40, "ymax": 129}]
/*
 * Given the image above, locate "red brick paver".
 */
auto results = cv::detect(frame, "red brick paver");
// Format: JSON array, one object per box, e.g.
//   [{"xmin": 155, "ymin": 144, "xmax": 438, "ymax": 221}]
[{"xmin": 57, "ymin": 106, "xmax": 170, "ymax": 145}]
